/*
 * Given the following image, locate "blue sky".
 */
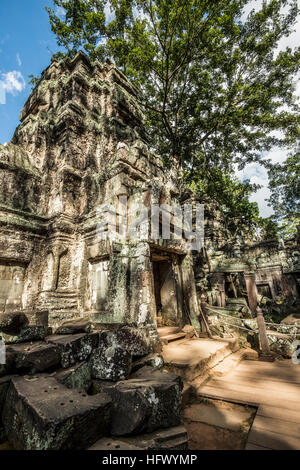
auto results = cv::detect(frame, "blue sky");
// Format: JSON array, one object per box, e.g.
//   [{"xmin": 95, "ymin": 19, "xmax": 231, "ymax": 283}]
[
  {"xmin": 0, "ymin": 0, "xmax": 60, "ymax": 144},
  {"xmin": 0, "ymin": 0, "xmax": 299, "ymax": 217}
]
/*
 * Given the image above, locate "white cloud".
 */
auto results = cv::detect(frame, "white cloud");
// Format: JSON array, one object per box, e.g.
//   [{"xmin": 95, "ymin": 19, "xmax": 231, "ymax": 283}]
[
  {"xmin": 250, "ymin": 185, "xmax": 273, "ymax": 217},
  {"xmin": 104, "ymin": 4, "xmax": 115, "ymax": 23},
  {"xmin": 237, "ymin": 146, "xmax": 291, "ymax": 217},
  {"xmin": 16, "ymin": 53, "xmax": 22, "ymax": 67},
  {"xmin": 241, "ymin": 0, "xmax": 300, "ymax": 55},
  {"xmin": 237, "ymin": 163, "xmax": 273, "ymax": 217},
  {"xmin": 0, "ymin": 71, "xmax": 26, "ymax": 95},
  {"xmin": 96, "ymin": 37, "xmax": 107, "ymax": 48},
  {"xmin": 237, "ymin": 1, "xmax": 300, "ymax": 217},
  {"xmin": 55, "ymin": 6, "xmax": 66, "ymax": 18},
  {"xmin": 0, "ymin": 81, "xmax": 5, "ymax": 104},
  {"xmin": 277, "ymin": 26, "xmax": 300, "ymax": 52},
  {"xmin": 240, "ymin": 0, "xmax": 264, "ymax": 21},
  {"xmin": 264, "ymin": 146, "xmax": 289, "ymax": 164},
  {"xmin": 276, "ymin": 2, "xmax": 300, "ymax": 53}
]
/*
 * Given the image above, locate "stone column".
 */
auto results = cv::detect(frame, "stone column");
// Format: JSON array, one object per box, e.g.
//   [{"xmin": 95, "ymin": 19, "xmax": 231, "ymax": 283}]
[
  {"xmin": 171, "ymin": 255, "xmax": 184, "ymax": 327},
  {"xmin": 210, "ymin": 272, "xmax": 226, "ymax": 307},
  {"xmin": 133, "ymin": 242, "xmax": 157, "ymax": 328},
  {"xmin": 51, "ymin": 250, "xmax": 60, "ymax": 291},
  {"xmin": 51, "ymin": 246, "xmax": 68, "ymax": 291},
  {"xmin": 244, "ymin": 272, "xmax": 258, "ymax": 314},
  {"xmin": 181, "ymin": 253, "xmax": 201, "ymax": 333},
  {"xmin": 216, "ymin": 272, "xmax": 226, "ymax": 307},
  {"xmin": 257, "ymin": 307, "xmax": 274, "ymax": 362}
]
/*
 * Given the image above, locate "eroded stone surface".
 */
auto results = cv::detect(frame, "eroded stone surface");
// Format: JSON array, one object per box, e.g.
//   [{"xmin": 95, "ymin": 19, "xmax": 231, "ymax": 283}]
[
  {"xmin": 99, "ymin": 327, "xmax": 151, "ymax": 357},
  {"xmin": 47, "ymin": 333, "xmax": 98, "ymax": 368},
  {"xmin": 7, "ymin": 341, "xmax": 61, "ymax": 373},
  {"xmin": 55, "ymin": 362, "xmax": 92, "ymax": 391},
  {"xmin": 0, "ymin": 313, "xmax": 28, "ymax": 335},
  {"xmin": 0, "ymin": 375, "xmax": 15, "ymax": 444},
  {"xmin": 89, "ymin": 425, "xmax": 188, "ymax": 450},
  {"xmin": 55, "ymin": 318, "xmax": 94, "ymax": 335},
  {"xmin": 1, "ymin": 326, "xmax": 51, "ymax": 344},
  {"xmin": 103, "ymin": 368, "xmax": 183, "ymax": 436},
  {"xmin": 131, "ymin": 353, "xmax": 164, "ymax": 373},
  {"xmin": 90, "ymin": 343, "xmax": 132, "ymax": 382},
  {"xmin": 3, "ymin": 375, "xmax": 112, "ymax": 450},
  {"xmin": 91, "ymin": 379, "xmax": 115, "ymax": 395},
  {"xmin": 89, "ymin": 437, "xmax": 143, "ymax": 450}
]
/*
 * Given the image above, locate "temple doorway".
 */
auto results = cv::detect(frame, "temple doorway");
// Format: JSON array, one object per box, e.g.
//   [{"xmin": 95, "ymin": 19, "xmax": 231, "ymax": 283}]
[
  {"xmin": 151, "ymin": 250, "xmax": 183, "ymax": 327},
  {"xmin": 256, "ymin": 283, "xmax": 273, "ymax": 299},
  {"xmin": 0, "ymin": 262, "xmax": 26, "ymax": 313}
]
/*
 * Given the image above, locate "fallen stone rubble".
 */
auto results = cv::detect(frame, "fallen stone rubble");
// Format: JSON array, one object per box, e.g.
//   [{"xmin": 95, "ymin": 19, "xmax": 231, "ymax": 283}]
[
  {"xmin": 88, "ymin": 426, "xmax": 188, "ymax": 450},
  {"xmin": 0, "ymin": 313, "xmax": 187, "ymax": 450}
]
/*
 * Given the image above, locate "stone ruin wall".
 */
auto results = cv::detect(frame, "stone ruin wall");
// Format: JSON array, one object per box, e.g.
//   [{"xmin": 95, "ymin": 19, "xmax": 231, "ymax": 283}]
[
  {"xmin": 0, "ymin": 52, "xmax": 199, "ymax": 338},
  {"xmin": 193, "ymin": 200, "xmax": 300, "ymax": 317},
  {"xmin": 0, "ymin": 51, "xmax": 299, "ymax": 335}
]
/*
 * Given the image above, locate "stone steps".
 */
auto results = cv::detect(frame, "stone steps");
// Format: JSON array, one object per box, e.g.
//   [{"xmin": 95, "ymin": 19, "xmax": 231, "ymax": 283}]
[
  {"xmin": 160, "ymin": 332, "xmax": 187, "ymax": 344},
  {"xmin": 208, "ymin": 348, "xmax": 259, "ymax": 378},
  {"xmin": 196, "ymin": 362, "xmax": 300, "ymax": 411},
  {"xmin": 37, "ymin": 291, "xmax": 78, "ymax": 311},
  {"xmin": 162, "ymin": 337, "xmax": 239, "ymax": 382},
  {"xmin": 2, "ymin": 375, "xmax": 112, "ymax": 450},
  {"xmin": 158, "ymin": 326, "xmax": 181, "ymax": 337},
  {"xmin": 0, "ymin": 325, "xmax": 189, "ymax": 451},
  {"xmin": 158, "ymin": 326, "xmax": 192, "ymax": 345}
]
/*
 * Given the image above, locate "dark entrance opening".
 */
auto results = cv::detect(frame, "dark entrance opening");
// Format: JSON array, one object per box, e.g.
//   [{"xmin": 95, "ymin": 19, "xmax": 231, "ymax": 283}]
[
  {"xmin": 225, "ymin": 273, "xmax": 247, "ymax": 300},
  {"xmin": 153, "ymin": 260, "xmax": 170, "ymax": 319},
  {"xmin": 294, "ymin": 274, "xmax": 300, "ymax": 298},
  {"xmin": 257, "ymin": 283, "xmax": 272, "ymax": 298},
  {"xmin": 151, "ymin": 251, "xmax": 182, "ymax": 326}
]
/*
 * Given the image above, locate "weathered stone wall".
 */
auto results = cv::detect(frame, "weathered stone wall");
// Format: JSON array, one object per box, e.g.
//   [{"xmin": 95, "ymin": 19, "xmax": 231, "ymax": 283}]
[
  {"xmin": 0, "ymin": 51, "xmax": 200, "ymax": 339},
  {"xmin": 194, "ymin": 199, "xmax": 300, "ymax": 320}
]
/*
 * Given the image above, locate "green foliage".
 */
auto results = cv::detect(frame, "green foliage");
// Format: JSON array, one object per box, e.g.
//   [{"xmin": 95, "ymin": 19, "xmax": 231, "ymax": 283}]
[
  {"xmin": 28, "ymin": 74, "xmax": 41, "ymax": 89},
  {"xmin": 278, "ymin": 215, "xmax": 299, "ymax": 238},
  {"xmin": 257, "ymin": 216, "xmax": 279, "ymax": 239},
  {"xmin": 46, "ymin": 1, "xmax": 299, "ymax": 165},
  {"xmin": 46, "ymin": 0, "xmax": 300, "ymax": 226},
  {"xmin": 186, "ymin": 166, "xmax": 260, "ymax": 223},
  {"xmin": 267, "ymin": 151, "xmax": 300, "ymax": 226}
]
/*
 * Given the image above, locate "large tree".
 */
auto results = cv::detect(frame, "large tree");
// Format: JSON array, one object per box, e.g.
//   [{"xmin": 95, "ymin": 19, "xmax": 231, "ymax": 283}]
[
  {"xmin": 186, "ymin": 166, "xmax": 260, "ymax": 218},
  {"xmin": 46, "ymin": 0, "xmax": 299, "ymax": 228},
  {"xmin": 267, "ymin": 150, "xmax": 300, "ymax": 237}
]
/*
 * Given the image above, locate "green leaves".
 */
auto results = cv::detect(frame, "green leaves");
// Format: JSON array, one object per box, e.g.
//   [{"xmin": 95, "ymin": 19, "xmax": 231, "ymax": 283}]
[
  {"xmin": 267, "ymin": 151, "xmax": 300, "ymax": 236},
  {"xmin": 186, "ymin": 166, "xmax": 260, "ymax": 222},
  {"xmin": 46, "ymin": 0, "xmax": 300, "ymax": 228}
]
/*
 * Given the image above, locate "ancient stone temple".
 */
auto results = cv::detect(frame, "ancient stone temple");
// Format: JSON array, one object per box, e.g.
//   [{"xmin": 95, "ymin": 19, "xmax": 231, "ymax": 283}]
[
  {"xmin": 194, "ymin": 200, "xmax": 300, "ymax": 317},
  {"xmin": 1, "ymin": 51, "xmax": 300, "ymax": 452},
  {"xmin": 0, "ymin": 51, "xmax": 199, "ymax": 346}
]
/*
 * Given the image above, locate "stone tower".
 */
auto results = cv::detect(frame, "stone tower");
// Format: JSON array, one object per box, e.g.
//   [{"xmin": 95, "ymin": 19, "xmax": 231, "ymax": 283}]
[{"xmin": 0, "ymin": 52, "xmax": 200, "ymax": 342}]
